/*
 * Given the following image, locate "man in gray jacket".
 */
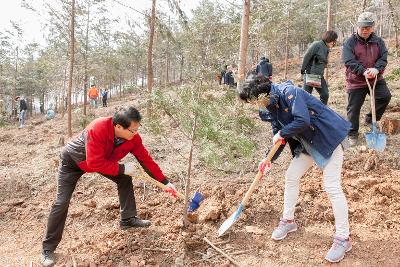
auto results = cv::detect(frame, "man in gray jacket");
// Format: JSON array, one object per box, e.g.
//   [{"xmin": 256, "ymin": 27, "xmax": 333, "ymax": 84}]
[{"xmin": 342, "ymin": 12, "xmax": 391, "ymax": 146}]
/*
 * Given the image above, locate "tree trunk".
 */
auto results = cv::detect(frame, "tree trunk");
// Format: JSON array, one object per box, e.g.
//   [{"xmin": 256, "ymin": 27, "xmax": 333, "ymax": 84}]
[
  {"xmin": 83, "ymin": 0, "xmax": 90, "ymax": 116},
  {"xmin": 362, "ymin": 0, "xmax": 367, "ymax": 11},
  {"xmin": 388, "ymin": 0, "xmax": 399, "ymax": 56},
  {"xmin": 147, "ymin": 0, "xmax": 156, "ymax": 95},
  {"xmin": 12, "ymin": 47, "xmax": 19, "ymax": 116},
  {"xmin": 284, "ymin": 6, "xmax": 290, "ymax": 80},
  {"xmin": 236, "ymin": 0, "xmax": 250, "ymax": 91},
  {"xmin": 67, "ymin": 0, "xmax": 76, "ymax": 137},
  {"xmin": 179, "ymin": 54, "xmax": 184, "ymax": 83},
  {"xmin": 325, "ymin": 0, "xmax": 333, "ymax": 83}
]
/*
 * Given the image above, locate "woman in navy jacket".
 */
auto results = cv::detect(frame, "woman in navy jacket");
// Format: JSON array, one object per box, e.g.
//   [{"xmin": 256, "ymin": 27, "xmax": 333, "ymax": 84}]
[{"xmin": 239, "ymin": 73, "xmax": 352, "ymax": 263}]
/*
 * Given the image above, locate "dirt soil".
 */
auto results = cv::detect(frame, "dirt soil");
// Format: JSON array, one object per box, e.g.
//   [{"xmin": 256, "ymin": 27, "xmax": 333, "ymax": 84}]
[{"xmin": 1, "ymin": 49, "xmax": 400, "ymax": 267}]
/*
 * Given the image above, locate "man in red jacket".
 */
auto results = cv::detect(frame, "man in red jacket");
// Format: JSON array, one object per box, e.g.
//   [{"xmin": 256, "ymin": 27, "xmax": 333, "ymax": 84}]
[{"xmin": 41, "ymin": 107, "xmax": 176, "ymax": 267}]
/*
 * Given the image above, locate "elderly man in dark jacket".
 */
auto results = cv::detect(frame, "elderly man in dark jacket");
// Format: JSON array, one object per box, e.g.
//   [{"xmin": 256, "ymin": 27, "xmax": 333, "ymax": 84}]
[
  {"xmin": 239, "ymin": 73, "xmax": 352, "ymax": 263},
  {"xmin": 342, "ymin": 12, "xmax": 391, "ymax": 146}
]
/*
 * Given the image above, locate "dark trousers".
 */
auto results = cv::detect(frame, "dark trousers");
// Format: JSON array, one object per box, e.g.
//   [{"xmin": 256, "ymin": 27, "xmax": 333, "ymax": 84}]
[
  {"xmin": 304, "ymin": 76, "xmax": 329, "ymax": 105},
  {"xmin": 42, "ymin": 151, "xmax": 137, "ymax": 252},
  {"xmin": 346, "ymin": 79, "xmax": 391, "ymax": 136},
  {"xmin": 102, "ymin": 98, "xmax": 107, "ymax": 107}
]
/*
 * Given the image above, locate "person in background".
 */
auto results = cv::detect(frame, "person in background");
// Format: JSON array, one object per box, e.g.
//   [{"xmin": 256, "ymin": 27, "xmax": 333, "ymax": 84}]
[
  {"xmin": 102, "ymin": 89, "xmax": 108, "ymax": 107},
  {"xmin": 342, "ymin": 11, "xmax": 391, "ymax": 146},
  {"xmin": 40, "ymin": 107, "xmax": 177, "ymax": 267},
  {"xmin": 15, "ymin": 96, "xmax": 28, "ymax": 128},
  {"xmin": 256, "ymin": 56, "xmax": 273, "ymax": 80},
  {"xmin": 238, "ymin": 73, "xmax": 352, "ymax": 263},
  {"xmin": 88, "ymin": 84, "xmax": 99, "ymax": 108},
  {"xmin": 301, "ymin": 31, "xmax": 338, "ymax": 105}
]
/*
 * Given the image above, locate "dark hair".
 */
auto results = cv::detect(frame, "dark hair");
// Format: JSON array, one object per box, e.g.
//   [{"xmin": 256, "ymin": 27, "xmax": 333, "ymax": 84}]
[
  {"xmin": 321, "ymin": 30, "xmax": 338, "ymax": 43},
  {"xmin": 112, "ymin": 107, "xmax": 142, "ymax": 128},
  {"xmin": 238, "ymin": 72, "xmax": 271, "ymax": 102}
]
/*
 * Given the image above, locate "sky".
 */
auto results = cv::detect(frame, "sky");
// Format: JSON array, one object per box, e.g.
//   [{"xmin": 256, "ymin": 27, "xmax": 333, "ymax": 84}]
[{"xmin": 0, "ymin": 0, "xmax": 217, "ymax": 47}]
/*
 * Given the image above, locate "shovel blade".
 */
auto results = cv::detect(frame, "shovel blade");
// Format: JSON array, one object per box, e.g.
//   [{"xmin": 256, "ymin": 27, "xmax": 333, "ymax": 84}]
[
  {"xmin": 217, "ymin": 203, "xmax": 244, "ymax": 237},
  {"xmin": 365, "ymin": 131, "xmax": 386, "ymax": 152}
]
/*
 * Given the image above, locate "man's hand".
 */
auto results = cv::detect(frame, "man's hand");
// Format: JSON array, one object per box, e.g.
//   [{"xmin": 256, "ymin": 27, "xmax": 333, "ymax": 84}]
[
  {"xmin": 258, "ymin": 159, "xmax": 272, "ymax": 177},
  {"xmin": 164, "ymin": 182, "xmax": 177, "ymax": 198},
  {"xmin": 363, "ymin": 69, "xmax": 375, "ymax": 79},
  {"xmin": 124, "ymin": 162, "xmax": 135, "ymax": 175},
  {"xmin": 368, "ymin": 68, "xmax": 379, "ymax": 77},
  {"xmin": 272, "ymin": 131, "xmax": 284, "ymax": 144}
]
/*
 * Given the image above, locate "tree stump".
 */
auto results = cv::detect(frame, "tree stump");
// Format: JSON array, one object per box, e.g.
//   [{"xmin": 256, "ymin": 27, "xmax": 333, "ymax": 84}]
[{"xmin": 380, "ymin": 119, "xmax": 400, "ymax": 135}]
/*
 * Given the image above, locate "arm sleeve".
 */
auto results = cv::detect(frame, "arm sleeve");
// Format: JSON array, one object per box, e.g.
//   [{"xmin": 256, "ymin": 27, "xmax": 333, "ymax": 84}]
[
  {"xmin": 131, "ymin": 134, "xmax": 167, "ymax": 183},
  {"xmin": 301, "ymin": 43, "xmax": 317, "ymax": 73},
  {"xmin": 279, "ymin": 90, "xmax": 311, "ymax": 138},
  {"xmin": 85, "ymin": 129, "xmax": 122, "ymax": 176},
  {"xmin": 374, "ymin": 39, "xmax": 388, "ymax": 72},
  {"xmin": 342, "ymin": 39, "xmax": 366, "ymax": 75}
]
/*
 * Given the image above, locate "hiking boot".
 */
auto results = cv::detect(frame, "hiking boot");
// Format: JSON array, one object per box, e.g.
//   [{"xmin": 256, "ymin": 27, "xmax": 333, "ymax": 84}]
[
  {"xmin": 40, "ymin": 250, "xmax": 55, "ymax": 267},
  {"xmin": 120, "ymin": 216, "xmax": 151, "ymax": 229},
  {"xmin": 325, "ymin": 236, "xmax": 352, "ymax": 263},
  {"xmin": 348, "ymin": 135, "xmax": 358, "ymax": 147},
  {"xmin": 271, "ymin": 218, "xmax": 297, "ymax": 240}
]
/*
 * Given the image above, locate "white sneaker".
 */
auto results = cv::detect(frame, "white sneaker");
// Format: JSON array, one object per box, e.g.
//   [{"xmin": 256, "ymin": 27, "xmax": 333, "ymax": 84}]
[{"xmin": 271, "ymin": 218, "xmax": 297, "ymax": 240}]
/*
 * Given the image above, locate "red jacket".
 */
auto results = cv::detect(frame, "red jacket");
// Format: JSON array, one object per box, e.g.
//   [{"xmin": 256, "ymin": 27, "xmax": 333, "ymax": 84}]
[{"xmin": 66, "ymin": 117, "xmax": 166, "ymax": 182}]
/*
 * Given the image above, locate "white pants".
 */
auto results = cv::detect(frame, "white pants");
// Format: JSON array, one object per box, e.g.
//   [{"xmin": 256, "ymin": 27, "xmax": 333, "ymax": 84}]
[{"xmin": 282, "ymin": 145, "xmax": 350, "ymax": 239}]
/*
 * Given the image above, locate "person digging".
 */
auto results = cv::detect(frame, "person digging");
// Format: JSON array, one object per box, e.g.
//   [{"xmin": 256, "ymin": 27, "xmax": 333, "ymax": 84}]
[
  {"xmin": 238, "ymin": 73, "xmax": 352, "ymax": 263},
  {"xmin": 40, "ymin": 107, "xmax": 177, "ymax": 267}
]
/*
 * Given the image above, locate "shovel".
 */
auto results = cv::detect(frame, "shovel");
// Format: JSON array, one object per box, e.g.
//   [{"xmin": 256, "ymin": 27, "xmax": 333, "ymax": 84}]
[
  {"xmin": 217, "ymin": 140, "xmax": 284, "ymax": 237},
  {"xmin": 364, "ymin": 76, "xmax": 386, "ymax": 152},
  {"xmin": 136, "ymin": 167, "xmax": 204, "ymax": 212}
]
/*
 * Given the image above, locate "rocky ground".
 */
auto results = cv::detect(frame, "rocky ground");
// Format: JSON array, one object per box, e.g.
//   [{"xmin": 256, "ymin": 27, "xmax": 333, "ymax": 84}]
[{"xmin": 0, "ymin": 48, "xmax": 400, "ymax": 267}]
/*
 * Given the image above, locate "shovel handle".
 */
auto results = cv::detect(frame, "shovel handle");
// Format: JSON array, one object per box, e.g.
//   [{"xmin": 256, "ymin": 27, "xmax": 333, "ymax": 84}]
[
  {"xmin": 242, "ymin": 140, "xmax": 284, "ymax": 206},
  {"xmin": 365, "ymin": 75, "xmax": 378, "ymax": 124},
  {"xmin": 135, "ymin": 167, "xmax": 185, "ymax": 200}
]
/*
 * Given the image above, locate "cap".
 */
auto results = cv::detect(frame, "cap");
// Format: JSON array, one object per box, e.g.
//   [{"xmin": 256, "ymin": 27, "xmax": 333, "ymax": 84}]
[{"xmin": 357, "ymin": 12, "xmax": 376, "ymax": 27}]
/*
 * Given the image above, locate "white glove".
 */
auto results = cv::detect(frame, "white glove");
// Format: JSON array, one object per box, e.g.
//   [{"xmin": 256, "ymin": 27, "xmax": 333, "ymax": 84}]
[
  {"xmin": 166, "ymin": 182, "xmax": 176, "ymax": 191},
  {"xmin": 124, "ymin": 162, "xmax": 135, "ymax": 175},
  {"xmin": 368, "ymin": 68, "xmax": 379, "ymax": 76},
  {"xmin": 272, "ymin": 131, "xmax": 284, "ymax": 144},
  {"xmin": 258, "ymin": 159, "xmax": 272, "ymax": 177},
  {"xmin": 164, "ymin": 182, "xmax": 177, "ymax": 198}
]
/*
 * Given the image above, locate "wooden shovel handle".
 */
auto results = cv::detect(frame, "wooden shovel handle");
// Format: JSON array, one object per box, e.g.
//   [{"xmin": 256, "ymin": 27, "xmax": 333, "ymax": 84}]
[
  {"xmin": 242, "ymin": 140, "xmax": 284, "ymax": 206},
  {"xmin": 365, "ymin": 75, "xmax": 378, "ymax": 124},
  {"xmin": 136, "ymin": 168, "xmax": 185, "ymax": 200}
]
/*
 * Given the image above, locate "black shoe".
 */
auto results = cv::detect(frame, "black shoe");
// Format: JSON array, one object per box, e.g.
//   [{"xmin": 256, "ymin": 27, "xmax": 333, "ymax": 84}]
[
  {"xmin": 120, "ymin": 216, "xmax": 151, "ymax": 229},
  {"xmin": 40, "ymin": 250, "xmax": 55, "ymax": 267}
]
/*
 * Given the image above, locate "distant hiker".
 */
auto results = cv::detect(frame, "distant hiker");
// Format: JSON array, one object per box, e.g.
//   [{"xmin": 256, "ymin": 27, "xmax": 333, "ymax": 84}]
[
  {"xmin": 15, "ymin": 96, "xmax": 28, "ymax": 128},
  {"xmin": 256, "ymin": 56, "xmax": 273, "ymax": 80},
  {"xmin": 342, "ymin": 12, "xmax": 391, "ymax": 146},
  {"xmin": 40, "ymin": 107, "xmax": 177, "ymax": 267},
  {"xmin": 301, "ymin": 30, "xmax": 338, "ymax": 105},
  {"xmin": 102, "ymin": 89, "xmax": 108, "ymax": 107},
  {"xmin": 219, "ymin": 65, "xmax": 228, "ymax": 85},
  {"xmin": 239, "ymin": 73, "xmax": 352, "ymax": 263},
  {"xmin": 88, "ymin": 84, "xmax": 99, "ymax": 108}
]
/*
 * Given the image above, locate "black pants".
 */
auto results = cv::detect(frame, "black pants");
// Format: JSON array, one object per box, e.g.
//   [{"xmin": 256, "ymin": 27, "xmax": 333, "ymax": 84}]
[
  {"xmin": 346, "ymin": 79, "xmax": 391, "ymax": 136},
  {"xmin": 304, "ymin": 76, "xmax": 329, "ymax": 105},
  {"xmin": 42, "ymin": 151, "xmax": 137, "ymax": 252},
  {"xmin": 102, "ymin": 98, "xmax": 107, "ymax": 107}
]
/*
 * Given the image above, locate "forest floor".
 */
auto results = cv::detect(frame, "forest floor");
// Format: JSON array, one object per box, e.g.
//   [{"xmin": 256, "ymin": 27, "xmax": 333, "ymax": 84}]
[{"xmin": 1, "ymin": 48, "xmax": 400, "ymax": 267}]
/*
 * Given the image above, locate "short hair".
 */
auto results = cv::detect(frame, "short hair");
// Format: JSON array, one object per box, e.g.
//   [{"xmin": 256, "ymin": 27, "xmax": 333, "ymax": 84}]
[
  {"xmin": 112, "ymin": 107, "xmax": 142, "ymax": 128},
  {"xmin": 322, "ymin": 30, "xmax": 338, "ymax": 43},
  {"xmin": 238, "ymin": 72, "xmax": 271, "ymax": 102}
]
